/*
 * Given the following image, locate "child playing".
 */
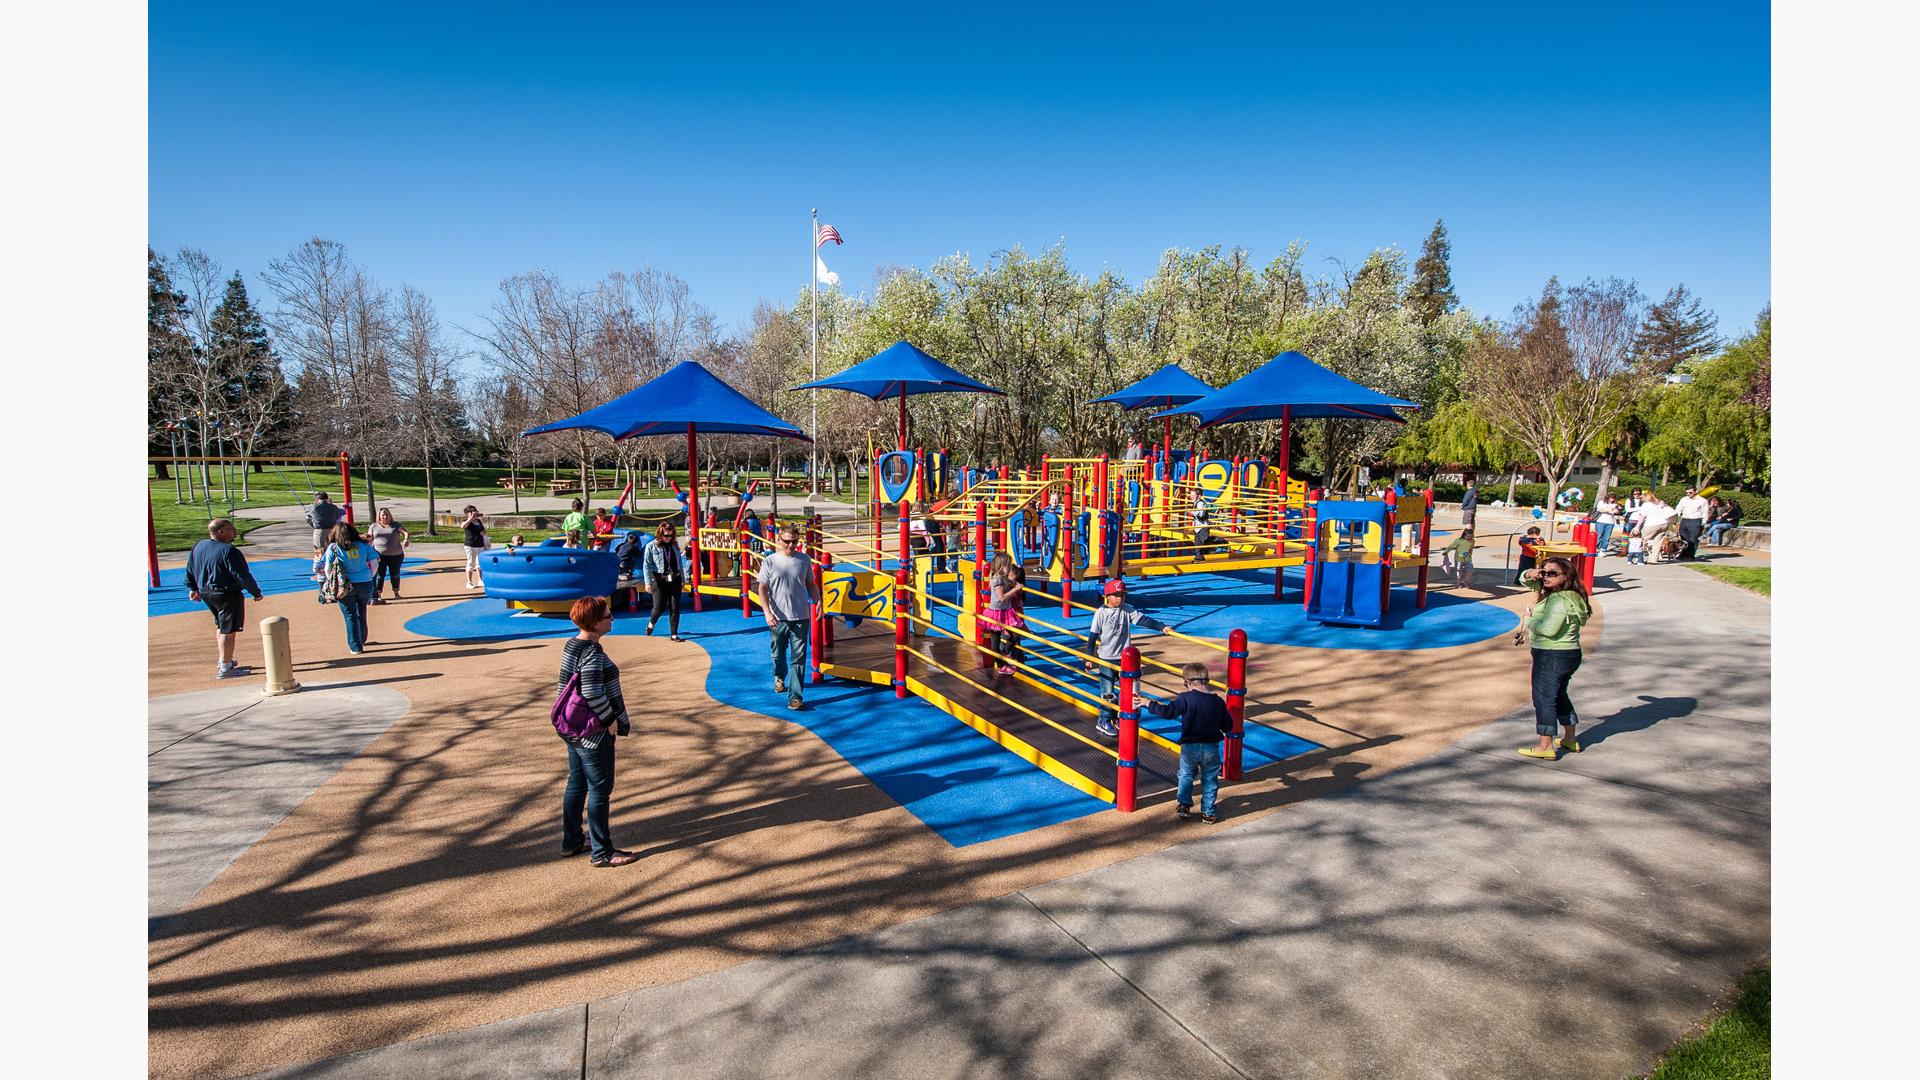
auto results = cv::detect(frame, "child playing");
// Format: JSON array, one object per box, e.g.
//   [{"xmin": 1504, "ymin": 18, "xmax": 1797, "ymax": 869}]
[
  {"xmin": 1627, "ymin": 533, "xmax": 1645, "ymax": 565},
  {"xmin": 1147, "ymin": 661, "xmax": 1234, "ymax": 823},
  {"xmin": 983, "ymin": 552, "xmax": 1026, "ymax": 675},
  {"xmin": 1084, "ymin": 580, "xmax": 1167, "ymax": 738},
  {"xmin": 1514, "ymin": 525, "xmax": 1542, "ymax": 585},
  {"xmin": 1440, "ymin": 529, "xmax": 1476, "ymax": 589},
  {"xmin": 1190, "ymin": 497, "xmax": 1214, "ymax": 561},
  {"xmin": 506, "ymin": 533, "xmax": 526, "ymax": 553}
]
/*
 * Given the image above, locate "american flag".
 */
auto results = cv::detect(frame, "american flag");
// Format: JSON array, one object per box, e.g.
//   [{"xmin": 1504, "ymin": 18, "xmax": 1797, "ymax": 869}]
[{"xmin": 816, "ymin": 223, "xmax": 843, "ymax": 248}]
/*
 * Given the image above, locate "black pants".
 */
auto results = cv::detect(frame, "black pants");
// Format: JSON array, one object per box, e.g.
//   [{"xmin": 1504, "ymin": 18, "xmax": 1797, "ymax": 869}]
[
  {"xmin": 649, "ymin": 575, "xmax": 682, "ymax": 635},
  {"xmin": 1679, "ymin": 518, "xmax": 1703, "ymax": 559},
  {"xmin": 1529, "ymin": 648, "xmax": 1581, "ymax": 736},
  {"xmin": 1515, "ymin": 554, "xmax": 1536, "ymax": 585},
  {"xmin": 374, "ymin": 552, "xmax": 404, "ymax": 596}
]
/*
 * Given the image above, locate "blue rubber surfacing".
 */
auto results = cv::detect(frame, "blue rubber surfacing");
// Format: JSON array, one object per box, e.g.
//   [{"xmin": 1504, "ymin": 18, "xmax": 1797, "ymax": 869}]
[{"xmin": 148, "ymin": 556, "xmax": 431, "ymax": 618}]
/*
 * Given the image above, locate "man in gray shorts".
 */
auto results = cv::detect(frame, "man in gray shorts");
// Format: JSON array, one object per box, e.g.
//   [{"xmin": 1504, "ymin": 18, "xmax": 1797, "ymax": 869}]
[{"xmin": 756, "ymin": 523, "xmax": 820, "ymax": 711}]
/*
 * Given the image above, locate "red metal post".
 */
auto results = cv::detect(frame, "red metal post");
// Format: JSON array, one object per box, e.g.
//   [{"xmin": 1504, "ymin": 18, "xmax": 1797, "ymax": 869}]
[
  {"xmin": 1224, "ymin": 629, "xmax": 1247, "ymax": 781},
  {"xmin": 687, "ymin": 427, "xmax": 703, "ymax": 611},
  {"xmin": 894, "ymin": 568, "xmax": 910, "ymax": 698},
  {"xmin": 1041, "ymin": 454, "xmax": 1050, "ymax": 482},
  {"xmin": 1302, "ymin": 489, "xmax": 1320, "ymax": 609},
  {"xmin": 1230, "ymin": 454, "xmax": 1244, "ymax": 536},
  {"xmin": 1273, "ymin": 466, "xmax": 1287, "ymax": 600},
  {"xmin": 741, "ymin": 537, "xmax": 754, "ymax": 619},
  {"xmin": 821, "ymin": 551, "xmax": 836, "ymax": 646},
  {"xmin": 1116, "ymin": 646, "xmax": 1141, "ymax": 813},
  {"xmin": 147, "ymin": 497, "xmax": 161, "ymax": 587},
  {"xmin": 972, "ymin": 500, "xmax": 989, "ymax": 655},
  {"xmin": 1417, "ymin": 489, "xmax": 1434, "ymax": 608},
  {"xmin": 338, "ymin": 452, "xmax": 354, "ymax": 524},
  {"xmin": 1061, "ymin": 465, "xmax": 1077, "ymax": 616},
  {"xmin": 897, "ymin": 394, "xmax": 907, "ymax": 451}
]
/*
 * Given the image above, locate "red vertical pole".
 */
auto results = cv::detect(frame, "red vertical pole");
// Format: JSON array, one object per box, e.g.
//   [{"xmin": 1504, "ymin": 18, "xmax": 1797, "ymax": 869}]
[
  {"xmin": 821, "ymin": 551, "xmax": 836, "ymax": 646},
  {"xmin": 996, "ymin": 464, "xmax": 1010, "ymax": 556},
  {"xmin": 1225, "ymin": 629, "xmax": 1247, "ymax": 781},
  {"xmin": 688, "ymin": 426, "xmax": 702, "ymax": 611},
  {"xmin": 898, "ymin": 499, "xmax": 911, "ymax": 575},
  {"xmin": 1116, "ymin": 646, "xmax": 1141, "ymax": 813},
  {"xmin": 972, "ymin": 500, "xmax": 989, "ymax": 655},
  {"xmin": 897, "ymin": 394, "xmax": 907, "ymax": 451},
  {"xmin": 1162, "ymin": 415, "xmax": 1172, "ymax": 464},
  {"xmin": 1273, "ymin": 468, "xmax": 1287, "ymax": 600},
  {"xmin": 893, "ymin": 567, "xmax": 910, "ymax": 698},
  {"xmin": 338, "ymin": 452, "xmax": 354, "ymax": 525},
  {"xmin": 1279, "ymin": 406, "xmax": 1291, "ymax": 495},
  {"xmin": 1417, "ymin": 489, "xmax": 1434, "ymax": 608},
  {"xmin": 1061, "ymin": 465, "xmax": 1077, "ymax": 616},
  {"xmin": 146, "ymin": 497, "xmax": 161, "ymax": 588},
  {"xmin": 809, "ymin": 584, "xmax": 823, "ymax": 685},
  {"xmin": 1041, "ymin": 454, "xmax": 1050, "ymax": 482},
  {"xmin": 741, "ymin": 538, "xmax": 754, "ymax": 619}
]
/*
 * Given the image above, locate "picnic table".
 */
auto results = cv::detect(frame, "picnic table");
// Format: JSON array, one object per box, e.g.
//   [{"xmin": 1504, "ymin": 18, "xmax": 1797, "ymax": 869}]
[
  {"xmin": 495, "ymin": 476, "xmax": 532, "ymax": 490},
  {"xmin": 547, "ymin": 480, "xmax": 580, "ymax": 496}
]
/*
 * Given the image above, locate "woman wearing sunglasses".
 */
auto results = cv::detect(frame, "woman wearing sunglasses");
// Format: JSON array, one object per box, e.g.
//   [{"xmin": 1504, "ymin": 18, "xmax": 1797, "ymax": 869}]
[{"xmin": 1512, "ymin": 556, "xmax": 1592, "ymax": 760}]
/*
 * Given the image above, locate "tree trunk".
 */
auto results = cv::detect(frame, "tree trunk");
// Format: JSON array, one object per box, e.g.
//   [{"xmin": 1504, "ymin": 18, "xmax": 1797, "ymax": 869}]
[
  {"xmin": 424, "ymin": 451, "xmax": 437, "ymax": 537},
  {"xmin": 1506, "ymin": 469, "xmax": 1519, "ymax": 504},
  {"xmin": 362, "ymin": 462, "xmax": 377, "ymax": 521},
  {"xmin": 1596, "ymin": 458, "xmax": 1617, "ymax": 504},
  {"xmin": 154, "ymin": 460, "xmax": 171, "ymax": 480}
]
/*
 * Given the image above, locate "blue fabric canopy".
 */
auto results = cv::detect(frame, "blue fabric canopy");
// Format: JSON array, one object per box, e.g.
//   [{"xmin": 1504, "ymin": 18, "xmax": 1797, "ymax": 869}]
[
  {"xmin": 523, "ymin": 360, "xmax": 810, "ymax": 441},
  {"xmin": 791, "ymin": 340, "xmax": 1004, "ymax": 401},
  {"xmin": 1091, "ymin": 363, "xmax": 1215, "ymax": 410},
  {"xmin": 1156, "ymin": 351, "xmax": 1418, "ymax": 427}
]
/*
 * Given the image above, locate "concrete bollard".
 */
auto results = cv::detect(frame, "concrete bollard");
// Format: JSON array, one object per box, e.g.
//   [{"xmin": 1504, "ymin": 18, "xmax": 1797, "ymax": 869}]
[{"xmin": 260, "ymin": 616, "xmax": 300, "ymax": 696}]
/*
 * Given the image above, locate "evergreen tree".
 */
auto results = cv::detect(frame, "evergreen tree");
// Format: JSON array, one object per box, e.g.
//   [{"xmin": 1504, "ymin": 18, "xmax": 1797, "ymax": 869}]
[
  {"xmin": 209, "ymin": 273, "xmax": 290, "ymax": 482},
  {"xmin": 1633, "ymin": 284, "xmax": 1719, "ymax": 374},
  {"xmin": 1407, "ymin": 219, "xmax": 1457, "ymax": 326}
]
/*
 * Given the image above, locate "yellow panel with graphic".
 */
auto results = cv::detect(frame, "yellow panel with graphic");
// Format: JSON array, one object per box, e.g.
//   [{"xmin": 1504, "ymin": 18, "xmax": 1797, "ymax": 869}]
[{"xmin": 822, "ymin": 568, "xmax": 894, "ymax": 623}]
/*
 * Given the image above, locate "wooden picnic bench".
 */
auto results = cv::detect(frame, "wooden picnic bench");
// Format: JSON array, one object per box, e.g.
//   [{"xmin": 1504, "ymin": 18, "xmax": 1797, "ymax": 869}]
[{"xmin": 495, "ymin": 477, "xmax": 532, "ymax": 490}]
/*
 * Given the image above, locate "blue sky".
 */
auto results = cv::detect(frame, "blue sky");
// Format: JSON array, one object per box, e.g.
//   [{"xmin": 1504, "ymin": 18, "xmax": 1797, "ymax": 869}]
[{"xmin": 149, "ymin": 2, "xmax": 1770, "ymax": 352}]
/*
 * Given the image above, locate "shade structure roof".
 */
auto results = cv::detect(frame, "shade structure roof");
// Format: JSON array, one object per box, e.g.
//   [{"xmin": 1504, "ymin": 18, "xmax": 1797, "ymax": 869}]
[
  {"xmin": 1090, "ymin": 363, "xmax": 1215, "ymax": 410},
  {"xmin": 523, "ymin": 360, "xmax": 811, "ymax": 441},
  {"xmin": 1155, "ymin": 351, "xmax": 1418, "ymax": 427},
  {"xmin": 790, "ymin": 340, "xmax": 1004, "ymax": 400}
]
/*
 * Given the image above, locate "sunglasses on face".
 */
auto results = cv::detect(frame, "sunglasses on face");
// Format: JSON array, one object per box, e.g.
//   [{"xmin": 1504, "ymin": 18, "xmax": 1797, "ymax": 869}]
[{"xmin": 1540, "ymin": 570, "xmax": 1565, "ymax": 578}]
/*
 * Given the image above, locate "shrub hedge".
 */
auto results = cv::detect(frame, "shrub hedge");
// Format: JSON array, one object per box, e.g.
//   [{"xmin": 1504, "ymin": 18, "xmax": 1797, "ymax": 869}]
[{"xmin": 1404, "ymin": 480, "xmax": 1770, "ymax": 526}]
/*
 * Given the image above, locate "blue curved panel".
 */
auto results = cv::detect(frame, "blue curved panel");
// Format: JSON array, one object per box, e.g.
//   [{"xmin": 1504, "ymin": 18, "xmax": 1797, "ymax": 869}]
[{"xmin": 480, "ymin": 547, "xmax": 619, "ymax": 601}]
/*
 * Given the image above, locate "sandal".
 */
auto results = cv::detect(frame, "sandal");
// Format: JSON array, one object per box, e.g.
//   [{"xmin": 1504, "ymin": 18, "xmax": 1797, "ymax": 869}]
[
  {"xmin": 1517, "ymin": 747, "xmax": 1559, "ymax": 760},
  {"xmin": 591, "ymin": 850, "xmax": 640, "ymax": 868}
]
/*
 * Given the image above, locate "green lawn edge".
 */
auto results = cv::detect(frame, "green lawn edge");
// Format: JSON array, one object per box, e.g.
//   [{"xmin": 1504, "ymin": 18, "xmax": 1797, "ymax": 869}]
[
  {"xmin": 1641, "ymin": 966, "xmax": 1770, "ymax": 1079},
  {"xmin": 1687, "ymin": 565, "xmax": 1771, "ymax": 597}
]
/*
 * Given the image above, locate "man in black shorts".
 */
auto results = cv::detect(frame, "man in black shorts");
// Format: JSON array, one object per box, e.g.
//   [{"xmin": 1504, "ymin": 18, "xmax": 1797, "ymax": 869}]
[{"xmin": 184, "ymin": 518, "xmax": 264, "ymax": 679}]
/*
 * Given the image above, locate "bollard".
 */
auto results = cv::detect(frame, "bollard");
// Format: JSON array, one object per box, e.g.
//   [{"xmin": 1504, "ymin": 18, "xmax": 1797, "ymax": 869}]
[
  {"xmin": 1117, "ymin": 646, "xmax": 1141, "ymax": 812},
  {"xmin": 1224, "ymin": 628, "xmax": 1247, "ymax": 780},
  {"xmin": 893, "ymin": 568, "xmax": 910, "ymax": 699},
  {"xmin": 261, "ymin": 616, "xmax": 300, "ymax": 696}
]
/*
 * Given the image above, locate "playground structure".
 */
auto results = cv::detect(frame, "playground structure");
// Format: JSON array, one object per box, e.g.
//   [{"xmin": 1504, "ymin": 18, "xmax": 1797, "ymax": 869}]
[{"xmin": 1299, "ymin": 488, "xmax": 1436, "ymax": 628}]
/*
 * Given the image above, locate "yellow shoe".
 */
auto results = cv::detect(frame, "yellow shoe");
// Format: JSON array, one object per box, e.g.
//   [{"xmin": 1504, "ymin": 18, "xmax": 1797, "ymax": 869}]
[
  {"xmin": 1559, "ymin": 739, "xmax": 1581, "ymax": 753},
  {"xmin": 1517, "ymin": 747, "xmax": 1559, "ymax": 760}
]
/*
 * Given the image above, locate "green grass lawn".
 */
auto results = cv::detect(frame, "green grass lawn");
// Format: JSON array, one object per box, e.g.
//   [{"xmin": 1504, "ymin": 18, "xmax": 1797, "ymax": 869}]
[
  {"xmin": 1688, "ymin": 565, "xmax": 1771, "ymax": 596},
  {"xmin": 1642, "ymin": 966, "xmax": 1769, "ymax": 1079}
]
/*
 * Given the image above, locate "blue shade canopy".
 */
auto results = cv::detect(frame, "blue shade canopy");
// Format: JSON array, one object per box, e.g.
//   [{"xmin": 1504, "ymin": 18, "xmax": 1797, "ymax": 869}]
[
  {"xmin": 1090, "ymin": 363, "xmax": 1215, "ymax": 410},
  {"xmin": 523, "ymin": 360, "xmax": 811, "ymax": 441},
  {"xmin": 1155, "ymin": 351, "xmax": 1419, "ymax": 427},
  {"xmin": 790, "ymin": 340, "xmax": 1004, "ymax": 400}
]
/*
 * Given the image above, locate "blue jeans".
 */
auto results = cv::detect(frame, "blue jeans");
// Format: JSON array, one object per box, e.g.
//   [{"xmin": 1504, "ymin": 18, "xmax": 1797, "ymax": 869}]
[
  {"xmin": 338, "ymin": 581, "xmax": 373, "ymax": 652},
  {"xmin": 770, "ymin": 619, "xmax": 807, "ymax": 699},
  {"xmin": 1707, "ymin": 521, "xmax": 1731, "ymax": 546},
  {"xmin": 1096, "ymin": 666, "xmax": 1119, "ymax": 725},
  {"xmin": 1529, "ymin": 648, "xmax": 1582, "ymax": 737},
  {"xmin": 1595, "ymin": 522, "xmax": 1615, "ymax": 551},
  {"xmin": 1177, "ymin": 742, "xmax": 1223, "ymax": 815},
  {"xmin": 562, "ymin": 735, "xmax": 617, "ymax": 860}
]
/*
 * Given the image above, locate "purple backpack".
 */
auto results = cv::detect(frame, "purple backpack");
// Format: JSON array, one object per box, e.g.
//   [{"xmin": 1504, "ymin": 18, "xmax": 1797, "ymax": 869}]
[{"xmin": 550, "ymin": 671, "xmax": 605, "ymax": 740}]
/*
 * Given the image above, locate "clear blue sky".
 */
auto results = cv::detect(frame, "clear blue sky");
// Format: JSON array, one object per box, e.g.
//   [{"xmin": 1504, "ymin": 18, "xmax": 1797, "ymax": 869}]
[{"xmin": 150, "ymin": 2, "xmax": 1770, "ymax": 355}]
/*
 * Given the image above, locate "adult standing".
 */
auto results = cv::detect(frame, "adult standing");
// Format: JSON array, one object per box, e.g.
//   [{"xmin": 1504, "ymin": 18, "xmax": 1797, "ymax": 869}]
[
  {"xmin": 1460, "ymin": 477, "xmax": 1479, "ymax": 530},
  {"xmin": 367, "ymin": 507, "xmax": 409, "ymax": 604},
  {"xmin": 1592, "ymin": 494, "xmax": 1619, "ymax": 555},
  {"xmin": 461, "ymin": 506, "xmax": 488, "ymax": 589},
  {"xmin": 1676, "ymin": 486, "xmax": 1711, "ymax": 560},
  {"xmin": 757, "ymin": 522, "xmax": 819, "ymax": 711},
  {"xmin": 642, "ymin": 522, "xmax": 688, "ymax": 641},
  {"xmin": 562, "ymin": 498, "xmax": 589, "ymax": 548},
  {"xmin": 305, "ymin": 492, "xmax": 344, "ymax": 553},
  {"xmin": 1512, "ymin": 555, "xmax": 1592, "ymax": 760},
  {"xmin": 322, "ymin": 521, "xmax": 380, "ymax": 655},
  {"xmin": 556, "ymin": 596, "xmax": 639, "ymax": 868},
  {"xmin": 184, "ymin": 518, "xmax": 263, "ymax": 679},
  {"xmin": 1620, "ymin": 489, "xmax": 1645, "ymax": 537}
]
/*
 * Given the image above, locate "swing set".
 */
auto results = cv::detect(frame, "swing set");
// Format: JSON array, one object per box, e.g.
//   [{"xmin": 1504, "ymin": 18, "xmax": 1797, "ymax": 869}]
[{"xmin": 147, "ymin": 453, "xmax": 353, "ymax": 587}]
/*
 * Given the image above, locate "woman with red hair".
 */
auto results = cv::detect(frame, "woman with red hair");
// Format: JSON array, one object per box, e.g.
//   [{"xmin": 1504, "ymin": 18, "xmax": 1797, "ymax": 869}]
[{"xmin": 556, "ymin": 596, "xmax": 639, "ymax": 867}]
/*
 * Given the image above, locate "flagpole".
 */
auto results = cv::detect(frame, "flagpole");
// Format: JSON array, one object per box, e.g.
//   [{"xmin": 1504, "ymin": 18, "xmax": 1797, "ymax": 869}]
[{"xmin": 810, "ymin": 208, "xmax": 820, "ymax": 499}]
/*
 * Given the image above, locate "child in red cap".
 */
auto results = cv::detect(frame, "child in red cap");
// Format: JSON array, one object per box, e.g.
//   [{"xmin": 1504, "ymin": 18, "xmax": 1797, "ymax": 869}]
[{"xmin": 1084, "ymin": 579, "xmax": 1166, "ymax": 737}]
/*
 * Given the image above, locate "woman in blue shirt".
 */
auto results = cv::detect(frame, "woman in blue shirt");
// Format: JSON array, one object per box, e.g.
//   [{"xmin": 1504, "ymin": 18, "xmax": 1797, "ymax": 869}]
[{"xmin": 323, "ymin": 521, "xmax": 381, "ymax": 654}]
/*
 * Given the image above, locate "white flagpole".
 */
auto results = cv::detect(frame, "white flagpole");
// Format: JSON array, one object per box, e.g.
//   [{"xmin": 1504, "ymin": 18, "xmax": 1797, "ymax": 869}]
[{"xmin": 810, "ymin": 208, "xmax": 820, "ymax": 499}]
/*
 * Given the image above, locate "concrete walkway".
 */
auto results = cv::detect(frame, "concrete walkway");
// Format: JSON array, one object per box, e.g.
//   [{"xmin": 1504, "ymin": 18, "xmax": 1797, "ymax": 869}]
[{"xmin": 230, "ymin": 556, "xmax": 1769, "ymax": 1078}]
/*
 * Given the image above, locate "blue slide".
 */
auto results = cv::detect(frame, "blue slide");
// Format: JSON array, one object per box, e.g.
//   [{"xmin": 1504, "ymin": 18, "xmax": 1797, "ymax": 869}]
[{"xmin": 1304, "ymin": 558, "xmax": 1387, "ymax": 627}]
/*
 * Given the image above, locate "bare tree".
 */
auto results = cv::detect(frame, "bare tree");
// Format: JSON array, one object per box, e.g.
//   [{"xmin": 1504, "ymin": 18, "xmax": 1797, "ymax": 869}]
[
  {"xmin": 481, "ymin": 271, "xmax": 602, "ymax": 502},
  {"xmin": 395, "ymin": 286, "xmax": 465, "ymax": 532},
  {"xmin": 1463, "ymin": 277, "xmax": 1647, "ymax": 514},
  {"xmin": 168, "ymin": 248, "xmax": 237, "ymax": 501}
]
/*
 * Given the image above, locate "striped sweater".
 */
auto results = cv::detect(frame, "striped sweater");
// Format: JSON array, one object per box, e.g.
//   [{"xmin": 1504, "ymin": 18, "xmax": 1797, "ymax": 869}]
[{"xmin": 558, "ymin": 637, "xmax": 629, "ymax": 738}]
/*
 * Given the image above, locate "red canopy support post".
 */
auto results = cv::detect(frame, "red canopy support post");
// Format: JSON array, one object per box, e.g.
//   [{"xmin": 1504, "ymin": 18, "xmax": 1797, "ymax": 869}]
[
  {"xmin": 996, "ymin": 464, "xmax": 1010, "ymax": 557},
  {"xmin": 741, "ymin": 537, "xmax": 755, "ymax": 620},
  {"xmin": 897, "ymin": 393, "xmax": 907, "ymax": 451},
  {"xmin": 1162, "ymin": 414, "xmax": 1173, "ymax": 464},
  {"xmin": 1040, "ymin": 454, "xmax": 1050, "ymax": 482},
  {"xmin": 1116, "ymin": 646, "xmax": 1141, "ymax": 813},
  {"xmin": 147, "ymin": 497, "xmax": 161, "ymax": 588},
  {"xmin": 1224, "ymin": 628, "xmax": 1248, "ymax": 781},
  {"xmin": 1061, "ymin": 466, "xmax": 1077, "ymax": 617},
  {"xmin": 1279, "ymin": 406, "xmax": 1291, "ymax": 493},
  {"xmin": 972, "ymin": 500, "xmax": 989, "ymax": 659},
  {"xmin": 338, "ymin": 453, "xmax": 354, "ymax": 525},
  {"xmin": 897, "ymin": 499, "xmax": 911, "ymax": 579},
  {"xmin": 1273, "ymin": 469, "xmax": 1287, "ymax": 600},
  {"xmin": 893, "ymin": 567, "xmax": 910, "ymax": 699},
  {"xmin": 1230, "ymin": 454, "xmax": 1245, "ymax": 535},
  {"xmin": 688, "ymin": 426, "xmax": 702, "ymax": 611}
]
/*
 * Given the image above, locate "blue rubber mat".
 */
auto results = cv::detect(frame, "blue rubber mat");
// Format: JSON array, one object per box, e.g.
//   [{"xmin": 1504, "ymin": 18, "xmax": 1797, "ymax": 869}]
[{"xmin": 148, "ymin": 556, "xmax": 431, "ymax": 618}]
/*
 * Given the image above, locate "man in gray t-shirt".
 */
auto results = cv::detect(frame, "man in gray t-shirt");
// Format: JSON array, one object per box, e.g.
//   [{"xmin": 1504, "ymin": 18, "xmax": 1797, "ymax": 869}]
[{"xmin": 757, "ymin": 524, "xmax": 819, "ymax": 710}]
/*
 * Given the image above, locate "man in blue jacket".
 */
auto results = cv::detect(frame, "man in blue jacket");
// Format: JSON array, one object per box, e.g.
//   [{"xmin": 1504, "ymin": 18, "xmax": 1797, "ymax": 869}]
[{"xmin": 184, "ymin": 518, "xmax": 264, "ymax": 679}]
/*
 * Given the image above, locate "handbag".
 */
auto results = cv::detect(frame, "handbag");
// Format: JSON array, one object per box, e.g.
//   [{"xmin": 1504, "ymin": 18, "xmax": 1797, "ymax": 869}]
[
  {"xmin": 550, "ymin": 671, "xmax": 606, "ymax": 740},
  {"xmin": 317, "ymin": 549, "xmax": 352, "ymax": 604}
]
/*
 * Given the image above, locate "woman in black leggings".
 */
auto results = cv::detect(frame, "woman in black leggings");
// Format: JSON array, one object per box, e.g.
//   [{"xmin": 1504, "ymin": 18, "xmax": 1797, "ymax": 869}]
[{"xmin": 643, "ymin": 523, "xmax": 687, "ymax": 641}]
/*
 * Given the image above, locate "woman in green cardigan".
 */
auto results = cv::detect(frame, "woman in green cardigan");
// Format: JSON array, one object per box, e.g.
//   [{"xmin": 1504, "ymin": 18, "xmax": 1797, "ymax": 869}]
[{"xmin": 1513, "ymin": 556, "xmax": 1592, "ymax": 760}]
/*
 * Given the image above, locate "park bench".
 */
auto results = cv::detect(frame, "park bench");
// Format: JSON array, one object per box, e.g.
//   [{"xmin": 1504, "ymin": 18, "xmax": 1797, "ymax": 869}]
[{"xmin": 495, "ymin": 477, "xmax": 532, "ymax": 490}]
